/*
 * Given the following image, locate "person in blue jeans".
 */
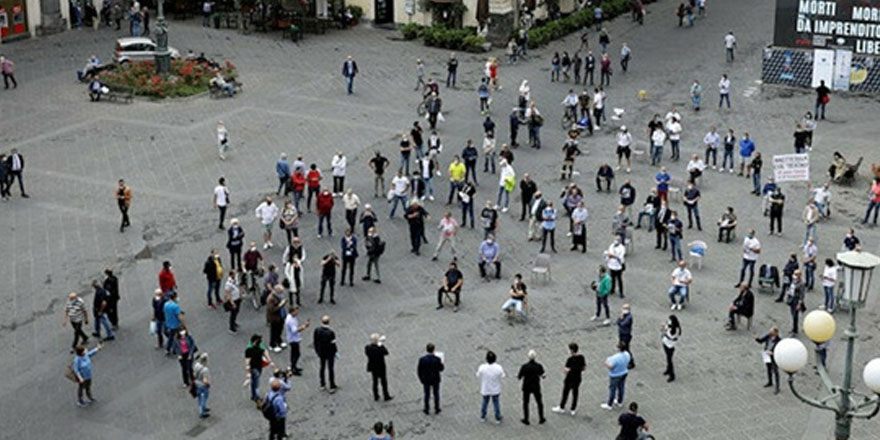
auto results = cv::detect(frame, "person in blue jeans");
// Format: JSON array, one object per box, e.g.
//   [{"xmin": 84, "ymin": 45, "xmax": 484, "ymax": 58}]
[
  {"xmin": 667, "ymin": 211, "xmax": 683, "ymax": 262},
  {"xmin": 738, "ymin": 133, "xmax": 755, "ymax": 177},
  {"xmin": 90, "ymin": 281, "xmax": 115, "ymax": 341},
  {"xmin": 193, "ymin": 353, "xmax": 211, "ymax": 418},
  {"xmin": 476, "ymin": 350, "xmax": 505, "ymax": 423},
  {"xmin": 821, "ymin": 259, "xmax": 837, "ymax": 313},
  {"xmin": 73, "ymin": 344, "xmax": 103, "ymax": 407},
  {"xmin": 245, "ymin": 334, "xmax": 273, "ymax": 402},
  {"xmin": 601, "ymin": 343, "xmax": 631, "ymax": 410}
]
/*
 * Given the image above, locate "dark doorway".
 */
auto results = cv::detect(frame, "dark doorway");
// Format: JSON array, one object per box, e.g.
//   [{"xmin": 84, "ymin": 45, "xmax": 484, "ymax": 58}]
[{"xmin": 374, "ymin": 0, "xmax": 392, "ymax": 24}]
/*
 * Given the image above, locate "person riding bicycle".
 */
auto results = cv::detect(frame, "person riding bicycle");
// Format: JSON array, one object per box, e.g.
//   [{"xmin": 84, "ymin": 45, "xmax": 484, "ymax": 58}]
[
  {"xmin": 617, "ymin": 402, "xmax": 650, "ymax": 440},
  {"xmin": 561, "ymin": 89, "xmax": 578, "ymax": 119},
  {"xmin": 422, "ymin": 78, "xmax": 439, "ymax": 100},
  {"xmin": 243, "ymin": 242, "xmax": 264, "ymax": 290}
]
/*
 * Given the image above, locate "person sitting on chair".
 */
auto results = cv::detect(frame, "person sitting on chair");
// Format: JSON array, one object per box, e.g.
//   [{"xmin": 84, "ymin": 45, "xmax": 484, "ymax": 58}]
[
  {"xmin": 596, "ymin": 163, "xmax": 614, "ymax": 192},
  {"xmin": 478, "ymin": 234, "xmax": 502, "ymax": 280},
  {"xmin": 501, "ymin": 273, "xmax": 528, "ymax": 320},
  {"xmin": 436, "ymin": 261, "xmax": 463, "ymax": 312},
  {"xmin": 828, "ymin": 152, "xmax": 847, "ymax": 182},
  {"xmin": 686, "ymin": 154, "xmax": 706, "ymax": 184},
  {"xmin": 210, "ymin": 71, "xmax": 235, "ymax": 97},
  {"xmin": 717, "ymin": 206, "xmax": 737, "ymax": 243},
  {"xmin": 725, "ymin": 284, "xmax": 754, "ymax": 330},
  {"xmin": 88, "ymin": 78, "xmax": 106, "ymax": 102}
]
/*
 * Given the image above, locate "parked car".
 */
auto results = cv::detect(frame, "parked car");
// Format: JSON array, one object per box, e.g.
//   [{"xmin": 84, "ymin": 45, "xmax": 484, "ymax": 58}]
[{"xmin": 114, "ymin": 37, "xmax": 180, "ymax": 63}]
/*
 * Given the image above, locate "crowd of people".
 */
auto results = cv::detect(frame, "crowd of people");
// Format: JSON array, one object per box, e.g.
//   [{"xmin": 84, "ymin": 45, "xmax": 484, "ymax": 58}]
[{"xmin": 39, "ymin": 1, "xmax": 879, "ymax": 439}]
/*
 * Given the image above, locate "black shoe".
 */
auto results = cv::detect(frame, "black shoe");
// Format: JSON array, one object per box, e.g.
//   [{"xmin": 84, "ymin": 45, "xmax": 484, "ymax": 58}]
[
  {"xmin": 330, "ymin": 299, "xmax": 336, "ymax": 305},
  {"xmin": 521, "ymin": 419, "xmax": 530, "ymax": 425},
  {"xmin": 667, "ymin": 376, "xmax": 675, "ymax": 382},
  {"xmin": 436, "ymin": 305, "xmax": 444, "ymax": 310},
  {"xmin": 423, "ymin": 409, "xmax": 430, "ymax": 415},
  {"xmin": 91, "ymin": 332, "xmax": 100, "ymax": 338},
  {"xmin": 435, "ymin": 408, "xmax": 442, "ymax": 414},
  {"xmin": 374, "ymin": 279, "xmax": 381, "ymax": 284},
  {"xmin": 763, "ymin": 382, "xmax": 773, "ymax": 388},
  {"xmin": 384, "ymin": 396, "xmax": 394, "ymax": 402},
  {"xmin": 102, "ymin": 336, "xmax": 115, "ymax": 341},
  {"xmin": 362, "ymin": 276, "xmax": 371, "ymax": 281},
  {"xmin": 539, "ymin": 418, "xmax": 546, "ymax": 424}
]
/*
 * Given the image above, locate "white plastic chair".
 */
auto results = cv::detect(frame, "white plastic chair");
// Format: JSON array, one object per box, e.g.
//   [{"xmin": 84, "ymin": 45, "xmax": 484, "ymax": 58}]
[
  {"xmin": 531, "ymin": 253, "xmax": 552, "ymax": 284},
  {"xmin": 688, "ymin": 240, "xmax": 707, "ymax": 270}
]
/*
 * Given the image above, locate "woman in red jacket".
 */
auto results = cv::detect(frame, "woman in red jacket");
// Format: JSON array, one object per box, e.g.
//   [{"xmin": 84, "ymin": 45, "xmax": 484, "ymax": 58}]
[
  {"xmin": 316, "ymin": 187, "xmax": 334, "ymax": 238},
  {"xmin": 291, "ymin": 169, "xmax": 307, "ymax": 212}
]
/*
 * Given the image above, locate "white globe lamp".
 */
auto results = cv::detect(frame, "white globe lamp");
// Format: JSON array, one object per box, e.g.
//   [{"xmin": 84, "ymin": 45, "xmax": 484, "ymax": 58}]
[
  {"xmin": 803, "ymin": 310, "xmax": 836, "ymax": 343},
  {"xmin": 774, "ymin": 338, "xmax": 808, "ymax": 373},
  {"xmin": 864, "ymin": 359, "xmax": 880, "ymax": 394}
]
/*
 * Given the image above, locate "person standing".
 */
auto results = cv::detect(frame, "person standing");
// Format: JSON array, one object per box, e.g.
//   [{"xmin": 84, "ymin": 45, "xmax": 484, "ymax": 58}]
[
  {"xmin": 171, "ymin": 328, "xmax": 198, "ymax": 387},
  {"xmin": 255, "ymin": 196, "xmax": 280, "ymax": 249},
  {"xmin": 265, "ymin": 377, "xmax": 291, "ymax": 440},
  {"xmin": 617, "ymin": 304, "xmax": 634, "ymax": 367},
  {"xmin": 552, "ymin": 343, "xmax": 586, "ymax": 416},
  {"xmin": 703, "ymin": 126, "xmax": 720, "ymax": 169},
  {"xmin": 202, "ymin": 249, "xmax": 223, "ymax": 308},
  {"xmin": 650, "ymin": 125, "xmax": 666, "ymax": 166},
  {"xmin": 342, "ymin": 55, "xmax": 358, "ymax": 94},
  {"xmin": 666, "ymin": 117, "xmax": 682, "ymax": 161},
  {"xmin": 90, "ymin": 280, "xmax": 115, "ymax": 341},
  {"xmin": 362, "ymin": 226, "xmax": 384, "ymax": 283},
  {"xmin": 768, "ymin": 187, "xmax": 785, "ymax": 235},
  {"xmin": 306, "ymin": 164, "xmax": 322, "ymax": 213},
  {"xmin": 114, "ymin": 179, "xmax": 132, "ymax": 232},
  {"xmin": 192, "ymin": 353, "xmax": 211, "ymax": 419},
  {"xmin": 244, "ymin": 334, "xmax": 273, "ymax": 402},
  {"xmin": 223, "ymin": 269, "xmax": 241, "ymax": 334},
  {"xmin": 331, "ymin": 152, "xmax": 347, "ymax": 197},
  {"xmin": 63, "ymin": 292, "xmax": 90, "ymax": 353},
  {"xmin": 683, "ymin": 183, "xmax": 702, "ymax": 231},
  {"xmin": 0, "ymin": 56, "xmax": 17, "ymax": 89},
  {"xmin": 600, "ymin": 54, "xmax": 612, "ymax": 86},
  {"xmin": 342, "ymin": 188, "xmax": 361, "ymax": 232},
  {"xmin": 590, "ymin": 266, "xmax": 612, "ymax": 324},
  {"xmin": 5, "ymin": 148, "xmax": 26, "ymax": 198},
  {"xmin": 284, "ymin": 306, "xmax": 310, "ymax": 375},
  {"xmin": 517, "ymin": 350, "xmax": 546, "ymax": 425},
  {"xmin": 619, "ymin": 43, "xmax": 631, "ymax": 73},
  {"xmin": 738, "ymin": 229, "xmax": 761, "ymax": 288},
  {"xmin": 571, "ymin": 201, "xmax": 588, "ymax": 253},
  {"xmin": 414, "ymin": 58, "xmax": 426, "ymax": 91},
  {"xmin": 661, "ymin": 315, "xmax": 681, "ymax": 382},
  {"xmin": 275, "ymin": 153, "xmax": 291, "ymax": 196},
  {"xmin": 318, "ymin": 252, "xmax": 340, "ymax": 304},
  {"xmin": 365, "ymin": 333, "xmax": 393, "ymax": 402},
  {"xmin": 213, "ymin": 177, "xmax": 229, "ymax": 230},
  {"xmin": 316, "ymin": 187, "xmax": 334, "ymax": 238},
  {"xmin": 477, "ymin": 350, "xmax": 505, "ymax": 423},
  {"xmin": 821, "ymin": 259, "xmax": 837, "ymax": 313},
  {"xmin": 266, "ymin": 286, "xmax": 287, "ymax": 352},
  {"xmin": 226, "ymin": 219, "xmax": 244, "ymax": 271},
  {"xmin": 802, "ymin": 235, "xmax": 818, "ymax": 291},
  {"xmin": 601, "ymin": 343, "xmax": 631, "ymax": 410},
  {"xmin": 446, "ymin": 53, "xmax": 458, "ymax": 88},
  {"xmin": 690, "ymin": 80, "xmax": 703, "ymax": 111},
  {"xmin": 724, "ymin": 31, "xmax": 736, "ymax": 62},
  {"xmin": 72, "ymin": 343, "xmax": 103, "ymax": 407},
  {"xmin": 540, "ymin": 202, "xmax": 557, "ymax": 253},
  {"xmin": 405, "ymin": 200, "xmax": 429, "ymax": 256},
  {"xmin": 755, "ymin": 327, "xmax": 781, "ymax": 394},
  {"xmin": 389, "ymin": 170, "xmax": 410, "ymax": 218},
  {"xmin": 616, "ymin": 126, "xmax": 633, "ymax": 172},
  {"xmin": 815, "ymin": 80, "xmax": 830, "ymax": 120},
  {"xmin": 718, "ymin": 74, "xmax": 731, "ymax": 109},
  {"xmin": 102, "ymin": 269, "xmax": 120, "ymax": 329},
  {"xmin": 314, "ymin": 315, "xmax": 338, "ymax": 393},
  {"xmin": 340, "ymin": 228, "xmax": 358, "ymax": 286},
  {"xmin": 369, "ymin": 152, "xmax": 390, "ymax": 198},
  {"xmin": 150, "ymin": 289, "xmax": 166, "ymax": 348},
  {"xmin": 667, "ymin": 211, "xmax": 683, "ymax": 262},
  {"xmin": 433, "ymin": 211, "xmax": 459, "ymax": 261},
  {"xmin": 863, "ymin": 177, "xmax": 880, "ymax": 225},
  {"xmin": 418, "ymin": 343, "xmax": 445, "ymax": 414},
  {"xmin": 216, "ymin": 120, "xmax": 229, "ymax": 160},
  {"xmin": 519, "ymin": 173, "xmax": 537, "ymax": 222},
  {"xmin": 461, "ymin": 140, "xmax": 479, "ymax": 185},
  {"xmin": 604, "ymin": 236, "xmax": 626, "ymax": 296}
]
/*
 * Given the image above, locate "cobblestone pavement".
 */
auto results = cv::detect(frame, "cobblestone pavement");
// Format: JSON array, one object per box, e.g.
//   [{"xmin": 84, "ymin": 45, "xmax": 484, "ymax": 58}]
[{"xmin": 1, "ymin": 1, "xmax": 880, "ymax": 439}]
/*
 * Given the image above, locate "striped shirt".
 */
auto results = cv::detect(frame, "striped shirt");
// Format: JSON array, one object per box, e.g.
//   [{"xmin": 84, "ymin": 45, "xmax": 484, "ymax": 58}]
[{"xmin": 66, "ymin": 298, "xmax": 86, "ymax": 323}]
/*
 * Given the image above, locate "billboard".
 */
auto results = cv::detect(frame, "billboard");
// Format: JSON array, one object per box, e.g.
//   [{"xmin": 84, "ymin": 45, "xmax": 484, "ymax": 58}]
[{"xmin": 774, "ymin": 0, "xmax": 880, "ymax": 55}]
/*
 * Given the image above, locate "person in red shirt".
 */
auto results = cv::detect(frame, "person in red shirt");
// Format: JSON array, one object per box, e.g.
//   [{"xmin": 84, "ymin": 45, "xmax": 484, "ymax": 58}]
[
  {"xmin": 863, "ymin": 177, "xmax": 880, "ymax": 225},
  {"xmin": 291, "ymin": 169, "xmax": 307, "ymax": 212},
  {"xmin": 306, "ymin": 164, "xmax": 322, "ymax": 213},
  {"xmin": 158, "ymin": 261, "xmax": 177, "ymax": 296},
  {"xmin": 317, "ymin": 187, "xmax": 334, "ymax": 238}
]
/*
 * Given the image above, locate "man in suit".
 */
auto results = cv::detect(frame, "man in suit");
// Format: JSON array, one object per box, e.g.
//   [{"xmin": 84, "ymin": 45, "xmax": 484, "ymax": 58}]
[
  {"xmin": 6, "ymin": 148, "xmax": 28, "ymax": 198},
  {"xmin": 314, "ymin": 315, "xmax": 338, "ymax": 393},
  {"xmin": 518, "ymin": 349, "xmax": 546, "ymax": 425},
  {"xmin": 654, "ymin": 200, "xmax": 671, "ymax": 250},
  {"xmin": 341, "ymin": 56, "xmax": 358, "ymax": 95},
  {"xmin": 364, "ymin": 333, "xmax": 392, "ymax": 402},
  {"xmin": 417, "ymin": 342, "xmax": 444, "ymax": 414}
]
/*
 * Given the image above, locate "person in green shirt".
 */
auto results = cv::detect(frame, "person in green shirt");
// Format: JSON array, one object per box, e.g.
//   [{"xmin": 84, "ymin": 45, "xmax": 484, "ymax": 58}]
[{"xmin": 591, "ymin": 266, "xmax": 611, "ymax": 325}]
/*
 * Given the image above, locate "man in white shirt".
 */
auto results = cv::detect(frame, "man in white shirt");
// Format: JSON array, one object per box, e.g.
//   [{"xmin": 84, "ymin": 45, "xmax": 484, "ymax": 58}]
[
  {"xmin": 666, "ymin": 117, "xmax": 682, "ymax": 161},
  {"xmin": 821, "ymin": 259, "xmax": 837, "ymax": 313},
  {"xmin": 667, "ymin": 260, "xmax": 692, "ymax": 310},
  {"xmin": 224, "ymin": 269, "xmax": 241, "ymax": 333},
  {"xmin": 738, "ymin": 229, "xmax": 761, "ymax": 288},
  {"xmin": 650, "ymin": 129, "xmax": 666, "ymax": 166},
  {"xmin": 802, "ymin": 201, "xmax": 820, "ymax": 245},
  {"xmin": 616, "ymin": 126, "xmax": 633, "ymax": 172},
  {"xmin": 686, "ymin": 154, "xmax": 706, "ymax": 185},
  {"xmin": 663, "ymin": 107, "xmax": 681, "ymax": 126},
  {"xmin": 604, "ymin": 236, "xmax": 626, "ymax": 298},
  {"xmin": 389, "ymin": 171, "xmax": 410, "ymax": 218},
  {"xmin": 213, "ymin": 177, "xmax": 229, "ymax": 230},
  {"xmin": 703, "ymin": 126, "xmax": 721, "ymax": 170},
  {"xmin": 255, "ymin": 196, "xmax": 280, "ymax": 249},
  {"xmin": 724, "ymin": 31, "xmax": 736, "ymax": 62},
  {"xmin": 476, "ymin": 350, "xmax": 505, "ymax": 423},
  {"xmin": 810, "ymin": 182, "xmax": 831, "ymax": 217},
  {"xmin": 718, "ymin": 74, "xmax": 731, "ymax": 109},
  {"xmin": 331, "ymin": 152, "xmax": 347, "ymax": 197},
  {"xmin": 433, "ymin": 211, "xmax": 459, "ymax": 261}
]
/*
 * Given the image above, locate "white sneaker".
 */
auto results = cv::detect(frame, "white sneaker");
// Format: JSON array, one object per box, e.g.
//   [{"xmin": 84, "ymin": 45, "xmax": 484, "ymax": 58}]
[
  {"xmin": 480, "ymin": 417, "xmax": 486, "ymax": 423},
  {"xmin": 602, "ymin": 319, "xmax": 612, "ymax": 325},
  {"xmin": 570, "ymin": 410, "xmax": 577, "ymax": 416},
  {"xmin": 551, "ymin": 406, "xmax": 564, "ymax": 414},
  {"xmin": 280, "ymin": 343, "xmax": 288, "ymax": 348},
  {"xmin": 671, "ymin": 304, "xmax": 676, "ymax": 310},
  {"xmin": 263, "ymin": 243, "xmax": 269, "ymax": 250},
  {"xmin": 711, "ymin": 165, "xmax": 716, "ymax": 170},
  {"xmin": 614, "ymin": 400, "xmax": 623, "ymax": 408},
  {"xmin": 429, "ymin": 195, "xmax": 435, "ymax": 201},
  {"xmin": 566, "ymin": 232, "xmax": 572, "ymax": 237},
  {"xmin": 615, "ymin": 165, "xmax": 621, "ymax": 170},
  {"xmin": 729, "ymin": 169, "xmax": 734, "ymax": 173},
  {"xmin": 600, "ymin": 403, "xmax": 613, "ymax": 410},
  {"xmin": 502, "ymin": 207, "xmax": 509, "ymax": 213},
  {"xmin": 272, "ymin": 346, "xmax": 281, "ymax": 353},
  {"xmin": 626, "ymin": 168, "xmax": 631, "ymax": 173},
  {"xmin": 494, "ymin": 205, "xmax": 500, "ymax": 210},
  {"xmin": 590, "ymin": 315, "xmax": 598, "ymax": 321},
  {"xmin": 436, "ymin": 171, "xmax": 442, "ymax": 177}
]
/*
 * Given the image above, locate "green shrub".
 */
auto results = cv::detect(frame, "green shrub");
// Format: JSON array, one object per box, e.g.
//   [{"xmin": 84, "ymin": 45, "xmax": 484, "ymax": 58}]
[
  {"xmin": 347, "ymin": 5, "xmax": 364, "ymax": 20},
  {"xmin": 400, "ymin": 22, "xmax": 422, "ymax": 40},
  {"xmin": 526, "ymin": 0, "xmax": 637, "ymax": 49},
  {"xmin": 462, "ymin": 34, "xmax": 486, "ymax": 52},
  {"xmin": 421, "ymin": 25, "xmax": 476, "ymax": 50}
]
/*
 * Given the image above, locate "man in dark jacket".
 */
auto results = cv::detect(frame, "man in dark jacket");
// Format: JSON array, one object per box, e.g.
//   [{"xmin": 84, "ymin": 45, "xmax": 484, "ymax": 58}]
[
  {"xmin": 654, "ymin": 201, "xmax": 671, "ymax": 250},
  {"xmin": 364, "ymin": 333, "xmax": 393, "ymax": 401},
  {"xmin": 362, "ymin": 227, "xmax": 383, "ymax": 283},
  {"xmin": 417, "ymin": 342, "xmax": 445, "ymax": 414},
  {"xmin": 517, "ymin": 350, "xmax": 546, "ymax": 425},
  {"xmin": 405, "ymin": 200, "xmax": 429, "ymax": 256},
  {"xmin": 461, "ymin": 140, "xmax": 479, "ymax": 185},
  {"xmin": 617, "ymin": 304, "xmax": 634, "ymax": 368},
  {"xmin": 6, "ymin": 148, "xmax": 27, "ymax": 198},
  {"xmin": 91, "ymin": 280, "xmax": 115, "ymax": 341},
  {"xmin": 314, "ymin": 315, "xmax": 338, "ymax": 392},
  {"xmin": 342, "ymin": 56, "xmax": 358, "ymax": 94},
  {"xmin": 725, "ymin": 284, "xmax": 754, "ymax": 330},
  {"xmin": 202, "ymin": 249, "xmax": 223, "ymax": 308},
  {"xmin": 776, "ymin": 253, "xmax": 799, "ymax": 302},
  {"xmin": 519, "ymin": 173, "xmax": 537, "ymax": 221},
  {"xmin": 102, "ymin": 268, "xmax": 120, "ymax": 329},
  {"xmin": 509, "ymin": 108, "xmax": 521, "ymax": 148}
]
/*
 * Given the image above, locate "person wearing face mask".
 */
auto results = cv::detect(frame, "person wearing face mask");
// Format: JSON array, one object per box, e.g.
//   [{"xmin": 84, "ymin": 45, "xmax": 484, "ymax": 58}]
[
  {"xmin": 226, "ymin": 219, "xmax": 245, "ymax": 271},
  {"xmin": 666, "ymin": 211, "xmax": 683, "ymax": 262},
  {"xmin": 479, "ymin": 234, "xmax": 502, "ymax": 280},
  {"xmin": 661, "ymin": 315, "xmax": 681, "ymax": 382},
  {"xmin": 202, "ymin": 249, "xmax": 224, "ymax": 309},
  {"xmin": 171, "ymin": 327, "xmax": 199, "ymax": 388},
  {"xmin": 363, "ymin": 227, "xmax": 384, "ymax": 284},
  {"xmin": 738, "ymin": 229, "xmax": 761, "ymax": 289},
  {"xmin": 255, "ymin": 197, "xmax": 280, "ymax": 249},
  {"xmin": 283, "ymin": 239, "xmax": 307, "ymax": 304},
  {"xmin": 604, "ymin": 236, "xmax": 626, "ymax": 297},
  {"xmin": 340, "ymin": 228, "xmax": 359, "ymax": 287}
]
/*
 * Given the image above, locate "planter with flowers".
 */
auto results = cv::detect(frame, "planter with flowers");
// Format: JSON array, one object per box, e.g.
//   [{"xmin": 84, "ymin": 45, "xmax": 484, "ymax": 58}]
[{"xmin": 99, "ymin": 59, "xmax": 238, "ymax": 99}]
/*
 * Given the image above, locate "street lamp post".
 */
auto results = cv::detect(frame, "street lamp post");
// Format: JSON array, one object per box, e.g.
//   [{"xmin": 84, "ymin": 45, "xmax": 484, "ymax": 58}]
[
  {"xmin": 774, "ymin": 251, "xmax": 880, "ymax": 440},
  {"xmin": 154, "ymin": 0, "xmax": 171, "ymax": 74}
]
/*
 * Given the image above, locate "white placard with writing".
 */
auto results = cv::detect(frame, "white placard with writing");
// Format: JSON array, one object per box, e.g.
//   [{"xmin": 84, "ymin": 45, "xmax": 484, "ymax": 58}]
[{"xmin": 773, "ymin": 153, "xmax": 810, "ymax": 182}]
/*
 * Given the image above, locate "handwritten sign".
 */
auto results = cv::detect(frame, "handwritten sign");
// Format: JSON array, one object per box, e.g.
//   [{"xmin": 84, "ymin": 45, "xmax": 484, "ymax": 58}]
[{"xmin": 773, "ymin": 153, "xmax": 810, "ymax": 182}]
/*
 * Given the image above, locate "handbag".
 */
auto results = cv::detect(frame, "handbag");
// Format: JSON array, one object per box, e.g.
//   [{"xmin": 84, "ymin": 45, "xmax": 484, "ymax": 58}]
[
  {"xmin": 64, "ymin": 364, "xmax": 78, "ymax": 383},
  {"xmin": 149, "ymin": 320, "xmax": 157, "ymax": 335},
  {"xmin": 821, "ymin": 95, "xmax": 830, "ymax": 104}
]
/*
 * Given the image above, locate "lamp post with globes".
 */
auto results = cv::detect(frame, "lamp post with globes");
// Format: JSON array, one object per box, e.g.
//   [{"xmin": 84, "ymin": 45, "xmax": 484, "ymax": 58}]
[{"xmin": 773, "ymin": 250, "xmax": 880, "ymax": 440}]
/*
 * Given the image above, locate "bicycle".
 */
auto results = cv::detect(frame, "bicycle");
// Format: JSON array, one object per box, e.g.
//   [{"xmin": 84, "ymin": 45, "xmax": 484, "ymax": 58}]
[
  {"xmin": 241, "ymin": 268, "xmax": 264, "ymax": 310},
  {"xmin": 560, "ymin": 107, "xmax": 577, "ymax": 131}
]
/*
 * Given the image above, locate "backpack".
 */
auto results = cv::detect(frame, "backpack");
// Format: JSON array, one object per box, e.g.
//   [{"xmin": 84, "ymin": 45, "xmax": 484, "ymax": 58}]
[
  {"xmin": 260, "ymin": 394, "xmax": 278, "ymax": 421},
  {"xmin": 375, "ymin": 238, "xmax": 386, "ymax": 256}
]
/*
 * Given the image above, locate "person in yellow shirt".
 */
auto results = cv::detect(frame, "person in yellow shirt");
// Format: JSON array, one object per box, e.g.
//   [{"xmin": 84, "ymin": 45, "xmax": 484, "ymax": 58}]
[{"xmin": 447, "ymin": 155, "xmax": 466, "ymax": 205}]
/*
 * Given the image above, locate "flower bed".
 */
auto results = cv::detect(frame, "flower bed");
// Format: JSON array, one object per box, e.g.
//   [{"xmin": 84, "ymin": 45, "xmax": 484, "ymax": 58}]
[
  {"xmin": 99, "ymin": 59, "xmax": 238, "ymax": 99},
  {"xmin": 527, "ymin": 0, "xmax": 660, "ymax": 48},
  {"xmin": 400, "ymin": 24, "xmax": 486, "ymax": 53}
]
